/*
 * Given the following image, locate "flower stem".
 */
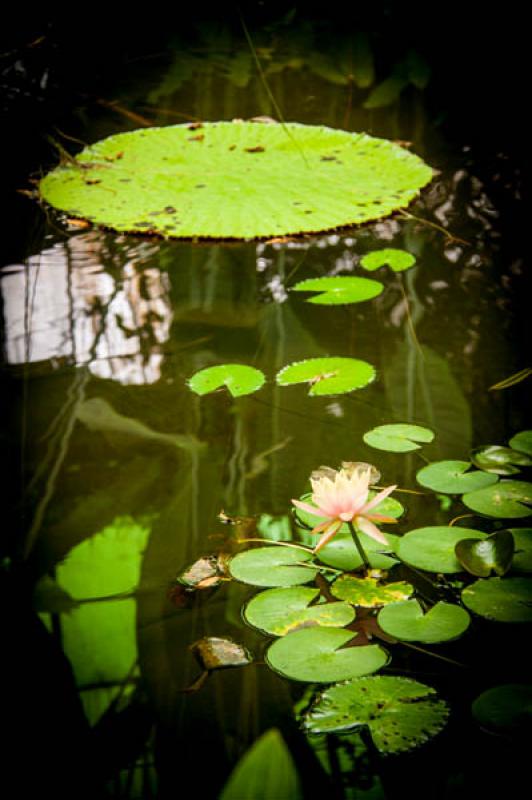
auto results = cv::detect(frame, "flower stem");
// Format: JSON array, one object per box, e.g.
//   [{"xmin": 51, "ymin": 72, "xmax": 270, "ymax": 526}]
[{"xmin": 347, "ymin": 521, "xmax": 371, "ymax": 572}]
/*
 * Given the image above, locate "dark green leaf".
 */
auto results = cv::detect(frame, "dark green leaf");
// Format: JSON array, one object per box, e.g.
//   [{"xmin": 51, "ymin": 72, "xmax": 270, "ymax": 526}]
[
  {"xmin": 461, "ymin": 577, "xmax": 532, "ymax": 623},
  {"xmin": 455, "ymin": 530, "xmax": 515, "ymax": 577}
]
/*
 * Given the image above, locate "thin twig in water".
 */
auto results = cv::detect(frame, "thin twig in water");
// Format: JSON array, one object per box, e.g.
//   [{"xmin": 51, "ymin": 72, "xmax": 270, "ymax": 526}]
[
  {"xmin": 399, "ymin": 209, "xmax": 470, "ymax": 245},
  {"xmin": 449, "ymin": 513, "xmax": 476, "ymax": 527}
]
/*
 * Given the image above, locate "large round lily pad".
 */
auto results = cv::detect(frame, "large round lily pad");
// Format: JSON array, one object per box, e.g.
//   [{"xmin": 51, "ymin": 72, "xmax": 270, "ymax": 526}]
[
  {"xmin": 472, "ymin": 684, "xmax": 532, "ymax": 736},
  {"xmin": 462, "ymin": 480, "xmax": 532, "ymax": 519},
  {"xmin": 397, "ymin": 526, "xmax": 486, "ymax": 573},
  {"xmin": 331, "ymin": 575, "xmax": 414, "ymax": 608},
  {"xmin": 304, "ymin": 676, "xmax": 449, "ymax": 753},
  {"xmin": 276, "ymin": 357, "xmax": 376, "ymax": 396},
  {"xmin": 243, "ymin": 586, "xmax": 355, "ymax": 636},
  {"xmin": 461, "ymin": 577, "xmax": 532, "ymax": 622},
  {"xmin": 266, "ymin": 627, "xmax": 388, "ymax": 682},
  {"xmin": 39, "ymin": 122, "xmax": 433, "ymax": 239},
  {"xmin": 229, "ymin": 546, "xmax": 317, "ymax": 587},
  {"xmin": 377, "ymin": 599, "xmax": 470, "ymax": 643},
  {"xmin": 416, "ymin": 460, "xmax": 499, "ymax": 494}
]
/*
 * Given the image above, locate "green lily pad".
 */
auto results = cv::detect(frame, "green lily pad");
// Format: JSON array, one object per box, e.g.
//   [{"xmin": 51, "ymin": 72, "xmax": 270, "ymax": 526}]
[
  {"xmin": 304, "ymin": 676, "xmax": 449, "ymax": 753},
  {"xmin": 363, "ymin": 423, "xmax": 434, "ymax": 453},
  {"xmin": 462, "ymin": 480, "xmax": 532, "ymax": 519},
  {"xmin": 188, "ymin": 364, "xmax": 265, "ymax": 397},
  {"xmin": 397, "ymin": 526, "xmax": 487, "ymax": 573},
  {"xmin": 471, "ymin": 445, "xmax": 532, "ymax": 476},
  {"xmin": 266, "ymin": 627, "xmax": 388, "ymax": 683},
  {"xmin": 472, "ymin": 685, "xmax": 532, "ymax": 736},
  {"xmin": 377, "ymin": 599, "xmax": 470, "ymax": 643},
  {"xmin": 229, "ymin": 546, "xmax": 317, "ymax": 587},
  {"xmin": 291, "ymin": 276, "xmax": 383, "ymax": 305},
  {"xmin": 461, "ymin": 577, "xmax": 532, "ymax": 622},
  {"xmin": 509, "ymin": 430, "xmax": 532, "ymax": 457},
  {"xmin": 510, "ymin": 528, "xmax": 532, "ymax": 573},
  {"xmin": 455, "ymin": 530, "xmax": 515, "ymax": 577},
  {"xmin": 317, "ymin": 530, "xmax": 400, "ymax": 571},
  {"xmin": 360, "ymin": 249, "xmax": 416, "ymax": 273},
  {"xmin": 416, "ymin": 460, "xmax": 499, "ymax": 494},
  {"xmin": 244, "ymin": 586, "xmax": 355, "ymax": 636},
  {"xmin": 331, "ymin": 575, "xmax": 414, "ymax": 608},
  {"xmin": 220, "ymin": 729, "xmax": 303, "ymax": 800},
  {"xmin": 39, "ymin": 122, "xmax": 433, "ymax": 239},
  {"xmin": 276, "ymin": 357, "xmax": 376, "ymax": 396},
  {"xmin": 190, "ymin": 637, "xmax": 252, "ymax": 670}
]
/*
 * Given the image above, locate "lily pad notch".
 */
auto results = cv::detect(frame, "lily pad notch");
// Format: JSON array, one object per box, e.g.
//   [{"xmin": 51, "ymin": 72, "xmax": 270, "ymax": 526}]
[{"xmin": 39, "ymin": 122, "xmax": 434, "ymax": 240}]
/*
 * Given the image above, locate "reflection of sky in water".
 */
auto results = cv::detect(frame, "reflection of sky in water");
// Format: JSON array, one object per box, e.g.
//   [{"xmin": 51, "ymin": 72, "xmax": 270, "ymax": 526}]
[{"xmin": 1, "ymin": 233, "xmax": 172, "ymax": 384}]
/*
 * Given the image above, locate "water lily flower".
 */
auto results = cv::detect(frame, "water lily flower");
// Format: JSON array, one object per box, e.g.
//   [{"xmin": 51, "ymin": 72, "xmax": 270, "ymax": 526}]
[{"xmin": 292, "ymin": 463, "xmax": 397, "ymax": 552}]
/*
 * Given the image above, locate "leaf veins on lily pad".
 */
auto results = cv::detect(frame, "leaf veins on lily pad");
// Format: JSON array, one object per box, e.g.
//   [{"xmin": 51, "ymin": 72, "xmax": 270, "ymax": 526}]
[
  {"xmin": 39, "ymin": 122, "xmax": 432, "ymax": 239},
  {"xmin": 276, "ymin": 357, "xmax": 376, "ymax": 396}
]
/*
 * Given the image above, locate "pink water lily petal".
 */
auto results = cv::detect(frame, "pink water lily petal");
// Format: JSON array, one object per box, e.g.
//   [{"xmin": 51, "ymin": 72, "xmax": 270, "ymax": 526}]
[
  {"xmin": 314, "ymin": 519, "xmax": 343, "ymax": 552},
  {"xmin": 291, "ymin": 498, "xmax": 328, "ymax": 518},
  {"xmin": 355, "ymin": 515, "xmax": 390, "ymax": 546},
  {"xmin": 357, "ymin": 484, "xmax": 397, "ymax": 516}
]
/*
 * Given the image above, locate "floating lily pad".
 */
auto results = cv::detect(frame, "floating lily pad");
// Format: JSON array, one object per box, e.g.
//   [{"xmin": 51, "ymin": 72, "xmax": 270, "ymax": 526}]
[
  {"xmin": 291, "ymin": 276, "xmax": 383, "ymax": 305},
  {"xmin": 304, "ymin": 676, "xmax": 449, "ymax": 753},
  {"xmin": 377, "ymin": 599, "xmax": 470, "ymax": 643},
  {"xmin": 416, "ymin": 460, "xmax": 499, "ymax": 493},
  {"xmin": 317, "ymin": 530, "xmax": 400, "ymax": 571},
  {"xmin": 471, "ymin": 445, "xmax": 532, "ymax": 476},
  {"xmin": 363, "ymin": 423, "xmax": 434, "ymax": 453},
  {"xmin": 461, "ymin": 577, "xmax": 532, "ymax": 622},
  {"xmin": 455, "ymin": 530, "xmax": 515, "ymax": 577},
  {"xmin": 509, "ymin": 430, "xmax": 532, "ymax": 457},
  {"xmin": 397, "ymin": 526, "xmax": 487, "ymax": 573},
  {"xmin": 188, "ymin": 364, "xmax": 265, "ymax": 397},
  {"xmin": 360, "ymin": 249, "xmax": 416, "ymax": 273},
  {"xmin": 510, "ymin": 528, "xmax": 532, "ymax": 573},
  {"xmin": 39, "ymin": 123, "xmax": 432, "ymax": 239},
  {"xmin": 462, "ymin": 480, "xmax": 532, "ymax": 519},
  {"xmin": 229, "ymin": 546, "xmax": 317, "ymax": 587},
  {"xmin": 190, "ymin": 637, "xmax": 252, "ymax": 670},
  {"xmin": 220, "ymin": 729, "xmax": 303, "ymax": 800},
  {"xmin": 276, "ymin": 357, "xmax": 376, "ymax": 396},
  {"xmin": 472, "ymin": 685, "xmax": 532, "ymax": 736},
  {"xmin": 266, "ymin": 627, "xmax": 388, "ymax": 683},
  {"xmin": 244, "ymin": 586, "xmax": 355, "ymax": 636},
  {"xmin": 331, "ymin": 575, "xmax": 414, "ymax": 608}
]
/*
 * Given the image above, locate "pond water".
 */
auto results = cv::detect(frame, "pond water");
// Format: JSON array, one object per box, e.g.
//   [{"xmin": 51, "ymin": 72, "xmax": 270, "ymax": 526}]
[{"xmin": 2, "ymin": 16, "xmax": 530, "ymax": 800}]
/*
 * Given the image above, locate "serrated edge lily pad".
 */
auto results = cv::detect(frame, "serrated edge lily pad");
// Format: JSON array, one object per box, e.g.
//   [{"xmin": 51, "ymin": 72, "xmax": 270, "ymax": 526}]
[
  {"xmin": 266, "ymin": 627, "xmax": 389, "ymax": 683},
  {"xmin": 397, "ymin": 526, "xmax": 487, "ymax": 573},
  {"xmin": 461, "ymin": 577, "xmax": 532, "ymax": 623},
  {"xmin": 363, "ymin": 423, "xmax": 434, "ymax": 453},
  {"xmin": 188, "ymin": 364, "xmax": 265, "ymax": 397},
  {"xmin": 304, "ymin": 676, "xmax": 449, "ymax": 754},
  {"xmin": 229, "ymin": 546, "xmax": 317, "ymax": 587},
  {"xmin": 416, "ymin": 460, "xmax": 499, "ymax": 494},
  {"xmin": 331, "ymin": 575, "xmax": 414, "ymax": 608},
  {"xmin": 360, "ymin": 249, "xmax": 416, "ymax": 273},
  {"xmin": 243, "ymin": 586, "xmax": 355, "ymax": 636},
  {"xmin": 291, "ymin": 276, "xmax": 383, "ymax": 305},
  {"xmin": 377, "ymin": 599, "xmax": 470, "ymax": 643},
  {"xmin": 455, "ymin": 530, "xmax": 515, "ymax": 577},
  {"xmin": 276, "ymin": 357, "xmax": 376, "ymax": 396},
  {"xmin": 462, "ymin": 480, "xmax": 532, "ymax": 519}
]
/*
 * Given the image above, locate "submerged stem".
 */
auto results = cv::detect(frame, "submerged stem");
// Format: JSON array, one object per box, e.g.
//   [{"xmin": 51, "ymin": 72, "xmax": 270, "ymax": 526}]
[{"xmin": 347, "ymin": 521, "xmax": 371, "ymax": 572}]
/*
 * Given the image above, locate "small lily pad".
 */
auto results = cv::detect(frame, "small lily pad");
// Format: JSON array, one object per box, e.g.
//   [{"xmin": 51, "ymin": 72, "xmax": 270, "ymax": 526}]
[
  {"xmin": 509, "ymin": 430, "xmax": 532, "ymax": 457},
  {"xmin": 471, "ymin": 445, "xmax": 532, "ymax": 476},
  {"xmin": 188, "ymin": 364, "xmax": 265, "ymax": 397},
  {"xmin": 304, "ymin": 676, "xmax": 449, "ymax": 753},
  {"xmin": 510, "ymin": 528, "xmax": 532, "ymax": 573},
  {"xmin": 397, "ymin": 526, "xmax": 487, "ymax": 573},
  {"xmin": 266, "ymin": 627, "xmax": 388, "ymax": 683},
  {"xmin": 377, "ymin": 599, "xmax": 471, "ymax": 643},
  {"xmin": 244, "ymin": 586, "xmax": 355, "ymax": 636},
  {"xmin": 331, "ymin": 575, "xmax": 414, "ymax": 608},
  {"xmin": 455, "ymin": 530, "xmax": 515, "ymax": 577},
  {"xmin": 360, "ymin": 249, "xmax": 416, "ymax": 273},
  {"xmin": 461, "ymin": 577, "xmax": 532, "ymax": 622},
  {"xmin": 276, "ymin": 357, "xmax": 376, "ymax": 396},
  {"xmin": 190, "ymin": 637, "xmax": 252, "ymax": 670},
  {"xmin": 462, "ymin": 480, "xmax": 532, "ymax": 519},
  {"xmin": 317, "ymin": 530, "xmax": 400, "ymax": 571},
  {"xmin": 229, "ymin": 546, "xmax": 317, "ymax": 587},
  {"xmin": 416, "ymin": 460, "xmax": 499, "ymax": 494},
  {"xmin": 363, "ymin": 423, "xmax": 434, "ymax": 453},
  {"xmin": 291, "ymin": 276, "xmax": 383, "ymax": 305},
  {"xmin": 472, "ymin": 684, "xmax": 532, "ymax": 736}
]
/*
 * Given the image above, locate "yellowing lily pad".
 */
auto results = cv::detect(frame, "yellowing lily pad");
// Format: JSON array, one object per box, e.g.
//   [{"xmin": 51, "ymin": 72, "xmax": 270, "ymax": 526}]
[
  {"xmin": 39, "ymin": 122, "xmax": 433, "ymax": 239},
  {"xmin": 331, "ymin": 575, "xmax": 414, "ymax": 608},
  {"xmin": 397, "ymin": 526, "xmax": 487, "ymax": 573},
  {"xmin": 243, "ymin": 586, "xmax": 355, "ymax": 636},
  {"xmin": 276, "ymin": 357, "xmax": 376, "ymax": 396},
  {"xmin": 377, "ymin": 599, "xmax": 471, "ymax": 643},
  {"xmin": 304, "ymin": 676, "xmax": 449, "ymax": 753},
  {"xmin": 266, "ymin": 627, "xmax": 388, "ymax": 683},
  {"xmin": 291, "ymin": 276, "xmax": 383, "ymax": 305},
  {"xmin": 360, "ymin": 248, "xmax": 416, "ymax": 273},
  {"xmin": 228, "ymin": 546, "xmax": 317, "ymax": 587},
  {"xmin": 188, "ymin": 364, "xmax": 265, "ymax": 397},
  {"xmin": 461, "ymin": 577, "xmax": 532, "ymax": 623}
]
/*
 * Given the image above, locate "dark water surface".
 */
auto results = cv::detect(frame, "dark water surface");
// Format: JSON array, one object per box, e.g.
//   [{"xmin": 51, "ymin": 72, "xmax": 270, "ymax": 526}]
[{"xmin": 2, "ymin": 13, "xmax": 530, "ymax": 799}]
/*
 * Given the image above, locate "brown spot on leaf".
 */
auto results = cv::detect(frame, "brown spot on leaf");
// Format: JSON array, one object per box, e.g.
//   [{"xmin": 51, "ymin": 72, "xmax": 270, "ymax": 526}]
[
  {"xmin": 188, "ymin": 134, "xmax": 205, "ymax": 142},
  {"xmin": 244, "ymin": 146, "xmax": 265, "ymax": 153}
]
